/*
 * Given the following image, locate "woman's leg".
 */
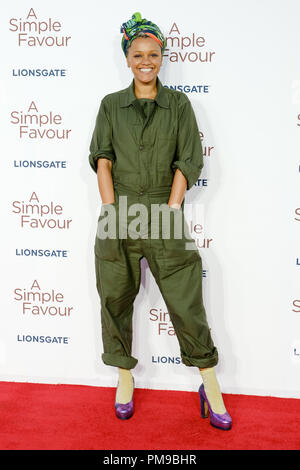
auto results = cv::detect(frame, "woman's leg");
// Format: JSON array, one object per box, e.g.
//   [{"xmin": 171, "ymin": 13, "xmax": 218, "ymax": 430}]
[
  {"xmin": 143, "ymin": 206, "xmax": 219, "ymax": 369},
  {"xmin": 116, "ymin": 367, "xmax": 134, "ymax": 404},
  {"xmin": 94, "ymin": 227, "xmax": 143, "ymax": 370},
  {"xmin": 199, "ymin": 367, "xmax": 226, "ymax": 414},
  {"xmin": 145, "ymin": 252, "xmax": 219, "ymax": 369}
]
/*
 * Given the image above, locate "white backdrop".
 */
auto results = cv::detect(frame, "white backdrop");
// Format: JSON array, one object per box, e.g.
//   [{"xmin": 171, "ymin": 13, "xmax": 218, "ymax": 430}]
[{"xmin": 0, "ymin": 0, "xmax": 299, "ymax": 398}]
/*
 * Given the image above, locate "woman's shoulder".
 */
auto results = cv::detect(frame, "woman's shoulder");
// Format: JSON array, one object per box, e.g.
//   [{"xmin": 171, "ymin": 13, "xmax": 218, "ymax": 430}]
[
  {"xmin": 163, "ymin": 85, "xmax": 191, "ymax": 107},
  {"xmin": 100, "ymin": 88, "xmax": 125, "ymax": 105}
]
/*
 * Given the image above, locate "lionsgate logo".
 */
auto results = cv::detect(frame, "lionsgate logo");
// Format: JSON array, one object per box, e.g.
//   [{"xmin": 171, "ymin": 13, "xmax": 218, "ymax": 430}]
[
  {"xmin": 13, "ymin": 279, "xmax": 73, "ymax": 317},
  {"xmin": 151, "ymin": 355, "xmax": 182, "ymax": 365},
  {"xmin": 292, "ymin": 341, "xmax": 300, "ymax": 362},
  {"xmin": 12, "ymin": 191, "xmax": 72, "ymax": 230},
  {"xmin": 9, "ymin": 8, "xmax": 71, "ymax": 47},
  {"xmin": 10, "ymin": 101, "xmax": 71, "ymax": 140},
  {"xmin": 164, "ymin": 22, "xmax": 215, "ymax": 63},
  {"xmin": 17, "ymin": 334, "xmax": 69, "ymax": 344}
]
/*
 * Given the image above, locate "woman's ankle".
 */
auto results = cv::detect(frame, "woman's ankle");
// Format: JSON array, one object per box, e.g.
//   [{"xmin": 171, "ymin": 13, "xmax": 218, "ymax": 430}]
[
  {"xmin": 198, "ymin": 367, "xmax": 226, "ymax": 414},
  {"xmin": 116, "ymin": 368, "xmax": 134, "ymax": 404}
]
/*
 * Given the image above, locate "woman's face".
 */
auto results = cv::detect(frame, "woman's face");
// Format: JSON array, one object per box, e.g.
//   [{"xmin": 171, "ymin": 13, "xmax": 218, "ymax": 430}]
[{"xmin": 126, "ymin": 37, "xmax": 163, "ymax": 84}]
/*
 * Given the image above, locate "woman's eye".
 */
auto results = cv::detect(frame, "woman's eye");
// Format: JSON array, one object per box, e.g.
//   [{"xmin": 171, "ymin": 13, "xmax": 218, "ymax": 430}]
[{"xmin": 134, "ymin": 54, "xmax": 158, "ymax": 58}]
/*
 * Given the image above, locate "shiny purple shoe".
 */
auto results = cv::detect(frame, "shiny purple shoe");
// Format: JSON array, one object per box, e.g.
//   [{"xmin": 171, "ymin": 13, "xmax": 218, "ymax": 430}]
[
  {"xmin": 199, "ymin": 383, "xmax": 232, "ymax": 430},
  {"xmin": 115, "ymin": 377, "xmax": 135, "ymax": 420}
]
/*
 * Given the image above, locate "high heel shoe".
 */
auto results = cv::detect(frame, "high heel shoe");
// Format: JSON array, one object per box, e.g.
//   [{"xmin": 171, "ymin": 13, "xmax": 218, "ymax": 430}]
[
  {"xmin": 199, "ymin": 383, "xmax": 232, "ymax": 430},
  {"xmin": 115, "ymin": 376, "xmax": 135, "ymax": 420}
]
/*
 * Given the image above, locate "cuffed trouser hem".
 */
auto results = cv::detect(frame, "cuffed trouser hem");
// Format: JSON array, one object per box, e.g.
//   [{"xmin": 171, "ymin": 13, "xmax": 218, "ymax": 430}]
[
  {"xmin": 102, "ymin": 353, "xmax": 138, "ymax": 370},
  {"xmin": 181, "ymin": 350, "xmax": 219, "ymax": 369}
]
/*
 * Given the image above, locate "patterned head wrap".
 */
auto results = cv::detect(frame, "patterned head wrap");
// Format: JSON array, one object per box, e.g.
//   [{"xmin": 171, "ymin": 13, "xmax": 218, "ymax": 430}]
[{"xmin": 120, "ymin": 12, "xmax": 166, "ymax": 57}]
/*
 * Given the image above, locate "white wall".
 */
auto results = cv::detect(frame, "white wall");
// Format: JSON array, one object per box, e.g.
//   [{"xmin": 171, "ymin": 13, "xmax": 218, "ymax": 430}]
[{"xmin": 0, "ymin": 0, "xmax": 299, "ymax": 398}]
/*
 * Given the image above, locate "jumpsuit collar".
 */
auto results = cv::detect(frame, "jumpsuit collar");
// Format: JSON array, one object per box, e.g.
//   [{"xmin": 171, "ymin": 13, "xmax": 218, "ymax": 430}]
[{"xmin": 119, "ymin": 76, "xmax": 169, "ymax": 109}]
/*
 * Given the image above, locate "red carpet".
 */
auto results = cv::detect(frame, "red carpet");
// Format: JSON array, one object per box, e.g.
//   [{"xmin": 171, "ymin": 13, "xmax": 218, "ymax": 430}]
[{"xmin": 0, "ymin": 381, "xmax": 299, "ymax": 450}]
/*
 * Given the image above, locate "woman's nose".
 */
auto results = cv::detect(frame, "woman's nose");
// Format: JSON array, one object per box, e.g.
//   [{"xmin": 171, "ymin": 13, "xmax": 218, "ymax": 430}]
[{"xmin": 141, "ymin": 56, "xmax": 152, "ymax": 64}]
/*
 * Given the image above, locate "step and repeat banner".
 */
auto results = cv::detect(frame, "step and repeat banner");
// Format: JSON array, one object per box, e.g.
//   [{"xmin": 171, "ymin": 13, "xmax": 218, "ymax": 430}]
[{"xmin": 0, "ymin": 0, "xmax": 299, "ymax": 398}]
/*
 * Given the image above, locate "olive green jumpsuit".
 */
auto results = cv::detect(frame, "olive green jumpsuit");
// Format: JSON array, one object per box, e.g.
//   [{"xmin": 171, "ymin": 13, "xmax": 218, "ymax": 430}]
[{"xmin": 89, "ymin": 76, "xmax": 218, "ymax": 370}]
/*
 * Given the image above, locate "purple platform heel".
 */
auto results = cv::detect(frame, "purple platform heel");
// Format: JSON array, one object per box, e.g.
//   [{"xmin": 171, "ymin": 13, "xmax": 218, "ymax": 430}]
[
  {"xmin": 199, "ymin": 383, "xmax": 232, "ymax": 430},
  {"xmin": 115, "ymin": 376, "xmax": 135, "ymax": 420}
]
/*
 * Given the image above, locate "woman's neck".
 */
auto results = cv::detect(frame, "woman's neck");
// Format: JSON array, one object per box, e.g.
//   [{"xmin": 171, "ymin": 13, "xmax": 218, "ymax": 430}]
[{"xmin": 133, "ymin": 77, "xmax": 158, "ymax": 99}]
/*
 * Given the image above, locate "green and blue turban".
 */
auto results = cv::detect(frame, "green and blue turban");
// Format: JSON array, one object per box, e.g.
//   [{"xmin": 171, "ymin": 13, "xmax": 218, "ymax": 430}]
[{"xmin": 120, "ymin": 12, "xmax": 166, "ymax": 57}]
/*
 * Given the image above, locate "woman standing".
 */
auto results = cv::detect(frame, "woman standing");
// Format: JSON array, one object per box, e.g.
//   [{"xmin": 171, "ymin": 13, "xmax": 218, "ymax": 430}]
[{"xmin": 88, "ymin": 12, "xmax": 232, "ymax": 430}]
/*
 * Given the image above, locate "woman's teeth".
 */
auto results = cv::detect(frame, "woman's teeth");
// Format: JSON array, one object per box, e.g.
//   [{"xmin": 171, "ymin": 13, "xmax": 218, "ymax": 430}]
[{"xmin": 140, "ymin": 68, "xmax": 153, "ymax": 72}]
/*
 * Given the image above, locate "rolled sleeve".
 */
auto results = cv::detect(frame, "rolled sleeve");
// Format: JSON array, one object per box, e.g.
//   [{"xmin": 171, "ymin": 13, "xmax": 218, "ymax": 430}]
[
  {"xmin": 88, "ymin": 98, "xmax": 115, "ymax": 173},
  {"xmin": 172, "ymin": 95, "xmax": 203, "ymax": 190}
]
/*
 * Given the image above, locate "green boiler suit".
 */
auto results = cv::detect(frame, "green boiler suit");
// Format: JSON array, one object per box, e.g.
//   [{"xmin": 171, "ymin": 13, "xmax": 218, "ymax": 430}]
[{"xmin": 88, "ymin": 76, "xmax": 218, "ymax": 370}]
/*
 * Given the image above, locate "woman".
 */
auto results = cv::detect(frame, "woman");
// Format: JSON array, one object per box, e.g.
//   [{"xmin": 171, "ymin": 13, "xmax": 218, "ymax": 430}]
[{"xmin": 88, "ymin": 12, "xmax": 232, "ymax": 430}]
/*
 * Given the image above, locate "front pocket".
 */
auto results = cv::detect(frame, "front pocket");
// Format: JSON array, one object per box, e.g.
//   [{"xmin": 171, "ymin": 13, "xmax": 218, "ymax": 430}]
[
  {"xmin": 156, "ymin": 136, "xmax": 177, "ymax": 172},
  {"xmin": 162, "ymin": 238, "xmax": 200, "ymax": 271},
  {"xmin": 161, "ymin": 207, "xmax": 200, "ymax": 270},
  {"xmin": 94, "ymin": 202, "xmax": 121, "ymax": 261},
  {"xmin": 94, "ymin": 236, "xmax": 121, "ymax": 262}
]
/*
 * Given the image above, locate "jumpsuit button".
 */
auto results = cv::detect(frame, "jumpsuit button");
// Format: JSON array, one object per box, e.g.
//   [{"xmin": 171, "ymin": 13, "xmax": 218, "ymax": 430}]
[{"xmin": 139, "ymin": 145, "xmax": 144, "ymax": 150}]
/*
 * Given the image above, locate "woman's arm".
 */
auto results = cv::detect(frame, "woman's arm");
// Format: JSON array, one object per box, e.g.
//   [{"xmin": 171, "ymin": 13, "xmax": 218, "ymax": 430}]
[
  {"xmin": 97, "ymin": 158, "xmax": 115, "ymax": 204},
  {"xmin": 168, "ymin": 168, "xmax": 187, "ymax": 209},
  {"xmin": 98, "ymin": 159, "xmax": 187, "ymax": 207}
]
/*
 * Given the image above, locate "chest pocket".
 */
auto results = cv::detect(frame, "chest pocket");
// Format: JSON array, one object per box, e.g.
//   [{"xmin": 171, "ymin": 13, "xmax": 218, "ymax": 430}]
[
  {"xmin": 127, "ymin": 106, "xmax": 140, "ymax": 125},
  {"xmin": 155, "ymin": 135, "xmax": 177, "ymax": 172}
]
